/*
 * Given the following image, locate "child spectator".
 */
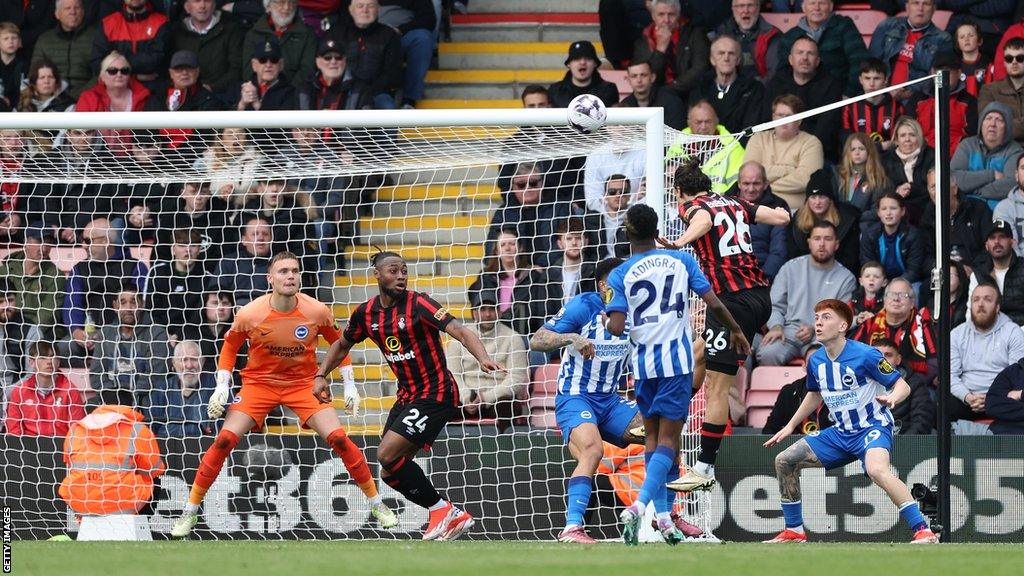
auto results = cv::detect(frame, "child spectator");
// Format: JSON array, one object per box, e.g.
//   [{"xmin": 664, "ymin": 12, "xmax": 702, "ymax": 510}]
[
  {"xmin": 955, "ymin": 20, "xmax": 990, "ymax": 98},
  {"xmin": 836, "ymin": 132, "xmax": 894, "ymax": 214},
  {"xmin": 850, "ymin": 261, "xmax": 887, "ymax": 333},
  {"xmin": 840, "ymin": 58, "xmax": 904, "ymax": 153},
  {"xmin": 861, "ymin": 192, "xmax": 926, "ymax": 284},
  {"xmin": 0, "ymin": 22, "xmax": 26, "ymax": 110},
  {"xmin": 4, "ymin": 341, "xmax": 86, "ymax": 436}
]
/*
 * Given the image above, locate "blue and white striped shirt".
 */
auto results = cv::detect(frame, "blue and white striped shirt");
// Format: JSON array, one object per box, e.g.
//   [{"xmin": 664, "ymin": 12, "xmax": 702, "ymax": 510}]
[
  {"xmin": 543, "ymin": 292, "xmax": 631, "ymax": 396},
  {"xmin": 806, "ymin": 339, "xmax": 902, "ymax": 433},
  {"xmin": 605, "ymin": 249, "xmax": 711, "ymax": 379}
]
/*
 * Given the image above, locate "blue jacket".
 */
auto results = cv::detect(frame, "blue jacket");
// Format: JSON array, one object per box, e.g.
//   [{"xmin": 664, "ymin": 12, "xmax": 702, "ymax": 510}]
[
  {"xmin": 860, "ymin": 221, "xmax": 925, "ymax": 283},
  {"xmin": 146, "ymin": 373, "xmax": 220, "ymax": 439},
  {"xmin": 869, "ymin": 17, "xmax": 952, "ymax": 93},
  {"xmin": 987, "ymin": 359, "xmax": 1024, "ymax": 435}
]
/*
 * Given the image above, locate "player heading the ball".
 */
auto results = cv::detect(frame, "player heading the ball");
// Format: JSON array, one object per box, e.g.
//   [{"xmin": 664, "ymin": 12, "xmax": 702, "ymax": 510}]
[
  {"xmin": 316, "ymin": 250, "xmax": 506, "ymax": 541},
  {"xmin": 171, "ymin": 251, "xmax": 396, "ymax": 538},
  {"xmin": 762, "ymin": 299, "xmax": 939, "ymax": 544},
  {"xmin": 604, "ymin": 204, "xmax": 750, "ymax": 545}
]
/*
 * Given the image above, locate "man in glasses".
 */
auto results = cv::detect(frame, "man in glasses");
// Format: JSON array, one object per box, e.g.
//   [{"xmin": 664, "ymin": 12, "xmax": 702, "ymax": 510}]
[
  {"xmin": 241, "ymin": 0, "xmax": 316, "ymax": 88},
  {"xmin": 485, "ymin": 160, "xmax": 569, "ymax": 268},
  {"xmin": 298, "ymin": 37, "xmax": 370, "ymax": 110},
  {"xmin": 852, "ymin": 277, "xmax": 938, "ymax": 380},
  {"xmin": 981, "ymin": 37, "xmax": 1024, "ymax": 143},
  {"xmin": 236, "ymin": 39, "xmax": 298, "ymax": 111},
  {"xmin": 92, "ymin": 0, "xmax": 170, "ymax": 84}
]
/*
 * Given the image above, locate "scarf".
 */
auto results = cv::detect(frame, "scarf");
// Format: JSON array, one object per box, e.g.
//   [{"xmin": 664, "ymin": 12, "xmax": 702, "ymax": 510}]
[
  {"xmin": 894, "ymin": 146, "xmax": 921, "ymax": 183},
  {"xmin": 644, "ymin": 24, "xmax": 682, "ymax": 84},
  {"xmin": 857, "ymin": 307, "xmax": 935, "ymax": 375}
]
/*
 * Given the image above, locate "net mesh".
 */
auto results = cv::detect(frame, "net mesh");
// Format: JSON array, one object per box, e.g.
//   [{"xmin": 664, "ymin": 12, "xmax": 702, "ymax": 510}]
[{"xmin": 0, "ymin": 115, "xmax": 733, "ymax": 540}]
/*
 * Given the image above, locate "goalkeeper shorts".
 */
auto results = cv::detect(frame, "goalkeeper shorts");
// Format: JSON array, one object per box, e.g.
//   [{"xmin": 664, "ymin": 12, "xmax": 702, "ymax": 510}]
[{"xmin": 230, "ymin": 381, "xmax": 333, "ymax": 430}]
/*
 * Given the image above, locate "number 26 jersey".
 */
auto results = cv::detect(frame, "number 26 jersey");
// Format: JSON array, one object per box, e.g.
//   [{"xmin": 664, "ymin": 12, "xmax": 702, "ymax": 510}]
[{"xmin": 681, "ymin": 194, "xmax": 769, "ymax": 293}]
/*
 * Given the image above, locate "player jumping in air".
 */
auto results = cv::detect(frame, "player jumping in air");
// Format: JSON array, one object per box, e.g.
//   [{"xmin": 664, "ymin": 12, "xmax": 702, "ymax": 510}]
[
  {"xmin": 316, "ymin": 250, "xmax": 505, "ymax": 541},
  {"xmin": 605, "ymin": 204, "xmax": 750, "ymax": 545},
  {"xmin": 763, "ymin": 299, "xmax": 939, "ymax": 544},
  {"xmin": 659, "ymin": 161, "xmax": 791, "ymax": 493},
  {"xmin": 171, "ymin": 251, "xmax": 396, "ymax": 538}
]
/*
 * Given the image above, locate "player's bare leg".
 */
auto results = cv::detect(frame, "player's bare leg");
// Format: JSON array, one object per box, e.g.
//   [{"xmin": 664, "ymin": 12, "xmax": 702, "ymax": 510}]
[
  {"xmin": 670, "ymin": 338, "xmax": 726, "ymax": 493},
  {"xmin": 764, "ymin": 439, "xmax": 820, "ymax": 543},
  {"xmin": 863, "ymin": 448, "xmax": 938, "ymax": 543},
  {"xmin": 377, "ymin": 431, "xmax": 474, "ymax": 541},
  {"xmin": 306, "ymin": 408, "xmax": 397, "ymax": 529},
  {"xmin": 559, "ymin": 423, "xmax": 603, "ymax": 544},
  {"xmin": 171, "ymin": 410, "xmax": 256, "ymax": 538}
]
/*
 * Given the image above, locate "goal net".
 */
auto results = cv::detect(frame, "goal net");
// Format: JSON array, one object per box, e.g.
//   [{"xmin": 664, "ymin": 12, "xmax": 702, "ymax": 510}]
[{"xmin": 0, "ymin": 108, "xmax": 734, "ymax": 541}]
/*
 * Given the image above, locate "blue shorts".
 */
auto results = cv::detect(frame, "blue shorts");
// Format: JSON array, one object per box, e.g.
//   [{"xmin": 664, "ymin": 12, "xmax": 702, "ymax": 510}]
[
  {"xmin": 804, "ymin": 425, "xmax": 893, "ymax": 471},
  {"xmin": 634, "ymin": 375, "xmax": 692, "ymax": 421},
  {"xmin": 555, "ymin": 393, "xmax": 639, "ymax": 448}
]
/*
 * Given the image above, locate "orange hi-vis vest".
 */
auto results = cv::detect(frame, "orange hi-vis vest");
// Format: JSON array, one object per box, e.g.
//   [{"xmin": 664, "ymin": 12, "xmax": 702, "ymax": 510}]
[
  {"xmin": 58, "ymin": 405, "xmax": 165, "ymax": 515},
  {"xmin": 597, "ymin": 443, "xmax": 686, "ymax": 508}
]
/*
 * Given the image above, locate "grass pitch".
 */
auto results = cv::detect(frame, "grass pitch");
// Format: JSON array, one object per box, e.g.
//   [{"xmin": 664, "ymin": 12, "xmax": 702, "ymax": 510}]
[{"xmin": 9, "ymin": 541, "xmax": 1021, "ymax": 576}]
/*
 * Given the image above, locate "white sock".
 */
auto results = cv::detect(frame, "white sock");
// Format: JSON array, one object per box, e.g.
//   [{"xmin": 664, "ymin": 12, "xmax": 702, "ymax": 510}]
[
  {"xmin": 428, "ymin": 499, "xmax": 448, "ymax": 512},
  {"xmin": 183, "ymin": 502, "xmax": 199, "ymax": 515},
  {"xmin": 369, "ymin": 495, "xmax": 382, "ymax": 506},
  {"xmin": 564, "ymin": 523, "xmax": 580, "ymax": 531},
  {"xmin": 789, "ymin": 525, "xmax": 805, "ymax": 534},
  {"xmin": 656, "ymin": 512, "xmax": 672, "ymax": 523},
  {"xmin": 693, "ymin": 461, "xmax": 714, "ymax": 477}
]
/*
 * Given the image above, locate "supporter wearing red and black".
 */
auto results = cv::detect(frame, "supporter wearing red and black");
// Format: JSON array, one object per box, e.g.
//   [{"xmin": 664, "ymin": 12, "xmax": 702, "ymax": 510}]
[
  {"xmin": 0, "ymin": 279, "xmax": 39, "ymax": 393},
  {"xmin": 761, "ymin": 344, "xmax": 833, "ymax": 436},
  {"xmin": 725, "ymin": 161, "xmax": 789, "ymax": 280},
  {"xmin": 907, "ymin": 50, "xmax": 978, "ymax": 157},
  {"xmin": 142, "ymin": 50, "xmax": 220, "ymax": 162},
  {"xmin": 298, "ymin": 36, "xmax": 372, "ymax": 110},
  {"xmin": 859, "ymin": 192, "xmax": 926, "ymax": 284},
  {"xmin": 0, "ymin": 129, "xmax": 34, "ymax": 244},
  {"xmin": 987, "ymin": 358, "xmax": 1024, "ymax": 434},
  {"xmin": 880, "ymin": 116, "xmax": 934, "ymax": 226},
  {"xmin": 955, "ymin": 20, "xmax": 990, "ymax": 98},
  {"xmin": 294, "ymin": 0, "xmax": 344, "ymax": 36},
  {"xmin": 92, "ymin": 0, "xmax": 170, "ymax": 84},
  {"xmin": 330, "ymin": 0, "xmax": 402, "ymax": 109},
  {"xmin": 980, "ymin": 37, "xmax": 1024, "ymax": 144},
  {"xmin": 144, "ymin": 229, "xmax": 209, "ymax": 342},
  {"xmin": 59, "ymin": 218, "xmax": 149, "ymax": 367},
  {"xmin": 485, "ymin": 160, "xmax": 570, "ymax": 269},
  {"xmin": 241, "ymin": 0, "xmax": 317, "ymax": 89},
  {"xmin": 597, "ymin": 0, "xmax": 652, "ymax": 69},
  {"xmin": 234, "ymin": 39, "xmax": 299, "ymax": 111},
  {"xmin": 786, "ymin": 168, "xmax": 862, "ymax": 275},
  {"xmin": 764, "ymin": 37, "xmax": 843, "ymax": 161},
  {"xmin": 171, "ymin": 0, "xmax": 244, "ymax": 102},
  {"xmin": 3, "ymin": 341, "xmax": 85, "ymax": 436},
  {"xmin": 840, "ymin": 58, "xmax": 904, "ymax": 153},
  {"xmin": 631, "ymin": 0, "xmax": 708, "ymax": 101},
  {"xmin": 713, "ymin": 0, "xmax": 781, "ymax": 82},
  {"xmin": 548, "ymin": 40, "xmax": 619, "ymax": 109},
  {"xmin": 31, "ymin": 0, "xmax": 96, "ymax": 99},
  {"xmin": 619, "ymin": 60, "xmax": 685, "ymax": 130},
  {"xmin": 0, "ymin": 0, "xmax": 57, "ymax": 57},
  {"xmin": 775, "ymin": 0, "xmax": 869, "ymax": 96},
  {"xmin": 76, "ymin": 51, "xmax": 151, "ymax": 158},
  {"xmin": 985, "ymin": 2, "xmax": 1024, "ymax": 81},
  {"xmin": 853, "ymin": 277, "xmax": 938, "ymax": 381},
  {"xmin": 688, "ymin": 35, "xmax": 764, "ymax": 135},
  {"xmin": 868, "ymin": 0, "xmax": 952, "ymax": 95},
  {"xmin": 970, "ymin": 219, "xmax": 1024, "ymax": 325}
]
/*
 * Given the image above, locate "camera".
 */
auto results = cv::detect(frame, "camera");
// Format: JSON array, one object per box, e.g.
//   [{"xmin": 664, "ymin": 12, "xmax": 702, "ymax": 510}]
[{"xmin": 912, "ymin": 483, "xmax": 943, "ymax": 536}]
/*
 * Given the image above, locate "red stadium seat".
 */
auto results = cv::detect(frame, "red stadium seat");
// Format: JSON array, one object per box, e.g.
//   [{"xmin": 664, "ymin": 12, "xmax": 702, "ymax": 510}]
[
  {"xmin": 599, "ymin": 69, "xmax": 632, "ymax": 99},
  {"xmin": 837, "ymin": 10, "xmax": 888, "ymax": 45},
  {"xmin": 734, "ymin": 365, "xmax": 749, "ymax": 403},
  {"xmin": 530, "ymin": 411, "xmax": 559, "ymax": 428},
  {"xmin": 749, "ymin": 366, "xmax": 805, "ymax": 391},
  {"xmin": 761, "ymin": 12, "xmax": 802, "ymax": 33},
  {"xmin": 532, "ymin": 362, "xmax": 561, "ymax": 396},
  {"xmin": 129, "ymin": 245, "xmax": 154, "ymax": 266},
  {"xmin": 746, "ymin": 407, "xmax": 773, "ymax": 430},
  {"xmin": 528, "ymin": 394, "xmax": 556, "ymax": 411},
  {"xmin": 745, "ymin": 389, "xmax": 782, "ymax": 409},
  {"xmin": 49, "ymin": 246, "xmax": 88, "ymax": 273},
  {"xmin": 62, "ymin": 368, "xmax": 90, "ymax": 392}
]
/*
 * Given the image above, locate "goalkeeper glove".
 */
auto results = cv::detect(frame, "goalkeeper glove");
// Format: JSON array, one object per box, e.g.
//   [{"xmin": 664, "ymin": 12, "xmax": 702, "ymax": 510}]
[
  {"xmin": 341, "ymin": 364, "xmax": 360, "ymax": 417},
  {"xmin": 208, "ymin": 369, "xmax": 233, "ymax": 419}
]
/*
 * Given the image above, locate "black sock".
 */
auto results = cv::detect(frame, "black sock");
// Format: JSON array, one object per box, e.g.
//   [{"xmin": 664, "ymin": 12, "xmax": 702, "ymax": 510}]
[
  {"xmin": 382, "ymin": 456, "xmax": 442, "ymax": 509},
  {"xmin": 698, "ymin": 422, "xmax": 727, "ymax": 466}
]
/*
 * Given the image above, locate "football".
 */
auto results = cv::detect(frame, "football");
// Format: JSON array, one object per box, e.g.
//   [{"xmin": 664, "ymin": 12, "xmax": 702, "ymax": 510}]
[{"xmin": 567, "ymin": 93, "xmax": 607, "ymax": 134}]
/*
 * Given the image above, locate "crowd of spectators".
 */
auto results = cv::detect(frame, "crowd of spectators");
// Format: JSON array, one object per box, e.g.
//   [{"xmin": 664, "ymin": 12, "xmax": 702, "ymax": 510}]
[{"xmin": 4, "ymin": 0, "xmax": 1024, "ymax": 437}]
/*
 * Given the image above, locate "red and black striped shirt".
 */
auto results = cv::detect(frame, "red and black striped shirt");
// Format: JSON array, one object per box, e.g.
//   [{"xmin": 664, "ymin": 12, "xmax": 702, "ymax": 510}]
[
  {"xmin": 840, "ymin": 94, "xmax": 903, "ymax": 144},
  {"xmin": 343, "ymin": 290, "xmax": 459, "ymax": 406},
  {"xmin": 681, "ymin": 194, "xmax": 768, "ymax": 294}
]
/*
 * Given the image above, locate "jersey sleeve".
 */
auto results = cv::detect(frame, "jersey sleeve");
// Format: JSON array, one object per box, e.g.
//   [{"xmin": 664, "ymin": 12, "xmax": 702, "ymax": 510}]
[
  {"xmin": 414, "ymin": 292, "xmax": 455, "ymax": 330},
  {"xmin": 864, "ymin": 346, "xmax": 901, "ymax": 390},
  {"xmin": 605, "ymin": 267, "xmax": 629, "ymax": 314},
  {"xmin": 317, "ymin": 303, "xmax": 341, "ymax": 344},
  {"xmin": 342, "ymin": 302, "xmax": 369, "ymax": 344},
  {"xmin": 543, "ymin": 295, "xmax": 591, "ymax": 334},
  {"xmin": 735, "ymin": 196, "xmax": 758, "ymax": 221},
  {"xmin": 682, "ymin": 201, "xmax": 707, "ymax": 224},
  {"xmin": 217, "ymin": 311, "xmax": 250, "ymax": 371},
  {"xmin": 678, "ymin": 252, "xmax": 712, "ymax": 296},
  {"xmin": 804, "ymin": 358, "xmax": 821, "ymax": 392}
]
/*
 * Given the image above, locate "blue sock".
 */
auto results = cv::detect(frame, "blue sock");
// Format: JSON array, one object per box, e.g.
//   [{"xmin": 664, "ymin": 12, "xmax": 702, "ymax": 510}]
[
  {"xmin": 665, "ymin": 464, "xmax": 680, "ymax": 514},
  {"xmin": 899, "ymin": 501, "xmax": 928, "ymax": 532},
  {"xmin": 781, "ymin": 500, "xmax": 804, "ymax": 530},
  {"xmin": 565, "ymin": 476, "xmax": 592, "ymax": 528},
  {"xmin": 638, "ymin": 445, "xmax": 675, "ymax": 511}
]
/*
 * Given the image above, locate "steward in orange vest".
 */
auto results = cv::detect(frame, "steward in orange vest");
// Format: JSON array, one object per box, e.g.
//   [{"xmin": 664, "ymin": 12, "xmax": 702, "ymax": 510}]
[{"xmin": 58, "ymin": 405, "xmax": 165, "ymax": 515}]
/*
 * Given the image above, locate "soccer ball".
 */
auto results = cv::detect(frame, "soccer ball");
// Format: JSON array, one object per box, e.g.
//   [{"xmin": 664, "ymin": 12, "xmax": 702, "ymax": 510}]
[{"xmin": 567, "ymin": 94, "xmax": 607, "ymax": 134}]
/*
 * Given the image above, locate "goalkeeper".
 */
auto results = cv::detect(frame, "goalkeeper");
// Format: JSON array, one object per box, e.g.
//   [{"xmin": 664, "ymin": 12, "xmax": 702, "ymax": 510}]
[{"xmin": 171, "ymin": 251, "xmax": 396, "ymax": 537}]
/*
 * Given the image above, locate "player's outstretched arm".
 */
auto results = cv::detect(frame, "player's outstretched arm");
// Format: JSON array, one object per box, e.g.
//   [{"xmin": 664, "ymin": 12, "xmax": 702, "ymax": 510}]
[
  {"xmin": 530, "ymin": 327, "xmax": 595, "ymax": 359},
  {"xmin": 876, "ymin": 378, "xmax": 911, "ymax": 409},
  {"xmin": 315, "ymin": 335, "xmax": 358, "ymax": 403},
  {"xmin": 764, "ymin": 391, "xmax": 823, "ymax": 448},
  {"xmin": 656, "ymin": 209, "xmax": 712, "ymax": 249},
  {"xmin": 754, "ymin": 205, "xmax": 792, "ymax": 226},
  {"xmin": 700, "ymin": 291, "xmax": 751, "ymax": 355},
  {"xmin": 445, "ymin": 320, "xmax": 506, "ymax": 373}
]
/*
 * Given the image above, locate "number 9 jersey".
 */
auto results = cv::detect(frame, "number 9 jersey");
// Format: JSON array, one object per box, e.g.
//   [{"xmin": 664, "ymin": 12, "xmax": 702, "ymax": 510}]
[{"xmin": 605, "ymin": 249, "xmax": 711, "ymax": 379}]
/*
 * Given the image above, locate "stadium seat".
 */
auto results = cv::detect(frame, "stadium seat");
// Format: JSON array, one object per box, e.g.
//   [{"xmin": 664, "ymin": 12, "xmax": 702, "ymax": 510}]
[
  {"xmin": 528, "ymin": 394, "xmax": 556, "ymax": 411},
  {"xmin": 749, "ymin": 366, "xmax": 805, "ymax": 391},
  {"xmin": 63, "ymin": 368, "xmax": 90, "ymax": 392},
  {"xmin": 532, "ymin": 362, "xmax": 561, "ymax": 396},
  {"xmin": 836, "ymin": 10, "xmax": 888, "ymax": 44},
  {"xmin": 599, "ymin": 69, "xmax": 631, "ymax": 99},
  {"xmin": 530, "ymin": 410, "xmax": 559, "ymax": 428},
  {"xmin": 745, "ymin": 389, "xmax": 782, "ymax": 409},
  {"xmin": 761, "ymin": 12, "xmax": 802, "ymax": 33},
  {"xmin": 0, "ymin": 246, "xmax": 20, "ymax": 263},
  {"xmin": 746, "ymin": 407, "xmax": 773, "ymax": 430},
  {"xmin": 50, "ymin": 246, "xmax": 88, "ymax": 273},
  {"xmin": 734, "ymin": 365, "xmax": 749, "ymax": 403}
]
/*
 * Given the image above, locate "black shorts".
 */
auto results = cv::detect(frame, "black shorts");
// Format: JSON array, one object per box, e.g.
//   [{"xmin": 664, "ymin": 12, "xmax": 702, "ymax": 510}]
[
  {"xmin": 703, "ymin": 286, "xmax": 771, "ymax": 375},
  {"xmin": 383, "ymin": 399, "xmax": 459, "ymax": 449}
]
